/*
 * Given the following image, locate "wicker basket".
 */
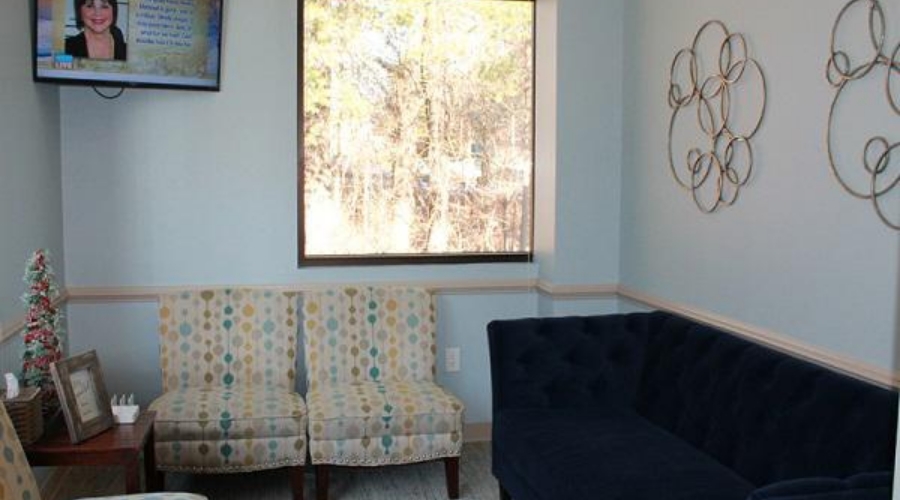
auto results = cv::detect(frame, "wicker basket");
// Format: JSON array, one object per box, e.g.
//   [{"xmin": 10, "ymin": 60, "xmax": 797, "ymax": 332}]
[{"xmin": 1, "ymin": 387, "xmax": 43, "ymax": 445}]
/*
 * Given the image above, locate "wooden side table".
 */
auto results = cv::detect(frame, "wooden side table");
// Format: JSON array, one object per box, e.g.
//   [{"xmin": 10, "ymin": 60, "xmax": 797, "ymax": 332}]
[{"xmin": 24, "ymin": 410, "xmax": 160, "ymax": 494}]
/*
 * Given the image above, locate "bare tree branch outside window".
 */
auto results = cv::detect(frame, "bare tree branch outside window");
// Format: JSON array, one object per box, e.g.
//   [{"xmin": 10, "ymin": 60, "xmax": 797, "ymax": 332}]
[{"xmin": 301, "ymin": 0, "xmax": 534, "ymax": 264}]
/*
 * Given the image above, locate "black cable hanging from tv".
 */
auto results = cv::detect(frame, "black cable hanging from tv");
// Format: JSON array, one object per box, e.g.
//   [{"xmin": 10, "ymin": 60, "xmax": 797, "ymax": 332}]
[{"xmin": 92, "ymin": 86, "xmax": 125, "ymax": 100}]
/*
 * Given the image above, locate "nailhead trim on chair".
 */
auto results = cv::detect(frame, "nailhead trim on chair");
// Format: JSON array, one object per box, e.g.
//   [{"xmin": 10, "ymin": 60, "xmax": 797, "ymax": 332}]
[
  {"xmin": 156, "ymin": 457, "xmax": 307, "ymax": 474},
  {"xmin": 309, "ymin": 450, "xmax": 462, "ymax": 467}
]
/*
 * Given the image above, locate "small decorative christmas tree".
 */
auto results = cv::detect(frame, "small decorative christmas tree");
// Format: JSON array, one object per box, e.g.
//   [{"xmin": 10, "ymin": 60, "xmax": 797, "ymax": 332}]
[{"xmin": 21, "ymin": 249, "xmax": 64, "ymax": 418}]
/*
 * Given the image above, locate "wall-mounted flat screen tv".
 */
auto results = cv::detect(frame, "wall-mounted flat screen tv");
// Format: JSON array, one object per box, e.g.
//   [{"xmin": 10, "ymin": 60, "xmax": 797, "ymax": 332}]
[{"xmin": 33, "ymin": 0, "xmax": 223, "ymax": 91}]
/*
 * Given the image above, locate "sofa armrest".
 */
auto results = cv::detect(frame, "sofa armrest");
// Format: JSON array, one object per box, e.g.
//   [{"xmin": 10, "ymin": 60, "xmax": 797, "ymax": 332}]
[{"xmin": 747, "ymin": 472, "xmax": 892, "ymax": 500}]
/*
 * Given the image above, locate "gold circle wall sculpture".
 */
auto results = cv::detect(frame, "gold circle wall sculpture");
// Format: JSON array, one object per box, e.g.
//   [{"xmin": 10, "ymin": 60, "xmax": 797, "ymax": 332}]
[
  {"xmin": 667, "ymin": 21, "xmax": 768, "ymax": 213},
  {"xmin": 826, "ymin": 0, "xmax": 900, "ymax": 230}
]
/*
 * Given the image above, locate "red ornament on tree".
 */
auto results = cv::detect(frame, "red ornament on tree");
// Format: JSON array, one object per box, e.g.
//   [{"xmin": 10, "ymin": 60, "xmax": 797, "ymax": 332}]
[{"xmin": 21, "ymin": 249, "xmax": 64, "ymax": 418}]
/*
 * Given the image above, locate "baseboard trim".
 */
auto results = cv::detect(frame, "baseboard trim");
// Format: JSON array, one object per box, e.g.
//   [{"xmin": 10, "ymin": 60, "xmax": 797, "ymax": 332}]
[
  {"xmin": 618, "ymin": 286, "xmax": 900, "ymax": 389},
  {"xmin": 464, "ymin": 422, "xmax": 492, "ymax": 443},
  {"xmin": 0, "ymin": 290, "xmax": 70, "ymax": 344}
]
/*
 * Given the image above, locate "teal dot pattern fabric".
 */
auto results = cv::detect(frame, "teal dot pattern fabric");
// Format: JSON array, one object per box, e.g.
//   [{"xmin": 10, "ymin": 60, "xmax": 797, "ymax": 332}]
[
  {"xmin": 0, "ymin": 403, "xmax": 207, "ymax": 499},
  {"xmin": 0, "ymin": 402, "xmax": 40, "ymax": 500},
  {"xmin": 153, "ymin": 289, "xmax": 308, "ymax": 473},
  {"xmin": 149, "ymin": 387, "xmax": 307, "ymax": 473},
  {"xmin": 158, "ymin": 289, "xmax": 300, "ymax": 392},
  {"xmin": 302, "ymin": 287, "xmax": 464, "ymax": 466},
  {"xmin": 303, "ymin": 287, "xmax": 437, "ymax": 390}
]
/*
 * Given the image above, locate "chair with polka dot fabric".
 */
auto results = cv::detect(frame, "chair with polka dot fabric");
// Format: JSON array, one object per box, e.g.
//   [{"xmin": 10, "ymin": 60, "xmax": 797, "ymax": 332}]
[
  {"xmin": 0, "ymin": 401, "xmax": 207, "ymax": 499},
  {"xmin": 149, "ymin": 289, "xmax": 307, "ymax": 500},
  {"xmin": 302, "ymin": 286, "xmax": 464, "ymax": 500}
]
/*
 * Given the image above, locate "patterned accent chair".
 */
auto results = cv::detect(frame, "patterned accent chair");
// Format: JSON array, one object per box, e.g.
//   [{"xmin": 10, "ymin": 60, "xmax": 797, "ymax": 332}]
[
  {"xmin": 0, "ymin": 400, "xmax": 206, "ymax": 500},
  {"xmin": 302, "ymin": 287, "xmax": 464, "ymax": 500},
  {"xmin": 149, "ymin": 289, "xmax": 307, "ymax": 500}
]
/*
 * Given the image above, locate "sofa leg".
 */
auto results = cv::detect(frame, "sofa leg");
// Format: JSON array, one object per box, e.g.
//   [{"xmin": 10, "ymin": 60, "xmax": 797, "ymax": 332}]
[
  {"xmin": 444, "ymin": 456, "xmax": 460, "ymax": 499},
  {"xmin": 315, "ymin": 464, "xmax": 329, "ymax": 500},
  {"xmin": 289, "ymin": 465, "xmax": 305, "ymax": 500},
  {"xmin": 499, "ymin": 483, "xmax": 511, "ymax": 500}
]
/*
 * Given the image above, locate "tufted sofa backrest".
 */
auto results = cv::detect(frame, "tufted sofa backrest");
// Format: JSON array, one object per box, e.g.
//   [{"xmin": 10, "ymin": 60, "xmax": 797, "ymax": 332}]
[
  {"xmin": 635, "ymin": 313, "xmax": 898, "ymax": 486},
  {"xmin": 302, "ymin": 286, "xmax": 437, "ymax": 390},
  {"xmin": 158, "ymin": 289, "xmax": 300, "ymax": 392},
  {"xmin": 488, "ymin": 314, "xmax": 658, "ymax": 411},
  {"xmin": 489, "ymin": 311, "xmax": 898, "ymax": 487}
]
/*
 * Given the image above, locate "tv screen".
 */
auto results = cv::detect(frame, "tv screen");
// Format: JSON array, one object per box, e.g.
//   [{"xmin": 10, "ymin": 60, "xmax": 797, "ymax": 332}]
[{"xmin": 33, "ymin": 0, "xmax": 223, "ymax": 91}]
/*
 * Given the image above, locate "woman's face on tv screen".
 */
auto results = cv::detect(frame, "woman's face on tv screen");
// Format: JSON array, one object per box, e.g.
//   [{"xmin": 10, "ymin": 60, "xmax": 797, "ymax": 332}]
[{"xmin": 80, "ymin": 0, "xmax": 113, "ymax": 34}]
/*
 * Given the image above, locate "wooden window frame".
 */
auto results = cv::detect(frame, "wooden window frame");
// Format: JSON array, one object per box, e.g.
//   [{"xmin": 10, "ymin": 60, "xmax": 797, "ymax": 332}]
[{"xmin": 297, "ymin": 0, "xmax": 536, "ymax": 267}]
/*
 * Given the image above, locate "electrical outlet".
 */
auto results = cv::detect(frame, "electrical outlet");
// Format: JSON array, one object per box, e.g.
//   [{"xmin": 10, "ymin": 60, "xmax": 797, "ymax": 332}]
[{"xmin": 445, "ymin": 347, "xmax": 461, "ymax": 372}]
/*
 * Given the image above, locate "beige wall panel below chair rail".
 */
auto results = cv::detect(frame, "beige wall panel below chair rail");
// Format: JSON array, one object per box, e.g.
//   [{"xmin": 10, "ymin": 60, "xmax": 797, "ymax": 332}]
[{"xmin": 463, "ymin": 423, "xmax": 493, "ymax": 443}]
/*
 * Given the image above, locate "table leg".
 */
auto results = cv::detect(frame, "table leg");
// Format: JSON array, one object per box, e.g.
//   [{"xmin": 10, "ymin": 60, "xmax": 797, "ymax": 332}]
[
  {"xmin": 125, "ymin": 456, "xmax": 141, "ymax": 494},
  {"xmin": 144, "ymin": 430, "xmax": 161, "ymax": 492}
]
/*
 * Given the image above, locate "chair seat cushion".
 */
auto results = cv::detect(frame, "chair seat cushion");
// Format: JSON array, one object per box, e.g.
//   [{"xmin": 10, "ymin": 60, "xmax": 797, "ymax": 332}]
[
  {"xmin": 308, "ymin": 380, "xmax": 463, "ymax": 439},
  {"xmin": 494, "ymin": 408, "xmax": 755, "ymax": 500},
  {"xmin": 306, "ymin": 380, "xmax": 464, "ymax": 466},
  {"xmin": 149, "ymin": 387, "xmax": 308, "ymax": 473},
  {"xmin": 151, "ymin": 387, "xmax": 307, "ymax": 442}
]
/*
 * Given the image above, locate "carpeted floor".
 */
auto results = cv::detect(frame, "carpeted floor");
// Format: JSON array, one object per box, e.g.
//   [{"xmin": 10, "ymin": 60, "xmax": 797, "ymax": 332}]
[{"xmin": 42, "ymin": 442, "xmax": 498, "ymax": 500}]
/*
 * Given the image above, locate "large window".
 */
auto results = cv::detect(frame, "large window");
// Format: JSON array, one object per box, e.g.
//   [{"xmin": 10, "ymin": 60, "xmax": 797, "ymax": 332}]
[{"xmin": 300, "ymin": 0, "xmax": 535, "ymax": 265}]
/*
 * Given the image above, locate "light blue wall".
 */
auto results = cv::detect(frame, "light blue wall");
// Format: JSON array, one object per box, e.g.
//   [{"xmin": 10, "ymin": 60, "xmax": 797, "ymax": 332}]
[
  {"xmin": 67, "ymin": 302, "xmax": 160, "ymax": 404},
  {"xmin": 621, "ymin": 0, "xmax": 900, "ymax": 372},
  {"xmin": 536, "ymin": 293, "xmax": 619, "ymax": 317},
  {"xmin": 553, "ymin": 0, "xmax": 623, "ymax": 286},
  {"xmin": 0, "ymin": 1, "xmax": 64, "ymax": 374},
  {"xmin": 58, "ymin": 0, "xmax": 626, "ymax": 423},
  {"xmin": 5, "ymin": 0, "xmax": 897, "ymax": 439},
  {"xmin": 60, "ymin": 0, "xmax": 625, "ymax": 290}
]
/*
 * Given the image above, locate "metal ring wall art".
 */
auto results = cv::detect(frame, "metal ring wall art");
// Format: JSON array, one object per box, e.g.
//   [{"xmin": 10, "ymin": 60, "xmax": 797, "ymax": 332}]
[
  {"xmin": 826, "ymin": 0, "xmax": 900, "ymax": 230},
  {"xmin": 667, "ymin": 21, "xmax": 767, "ymax": 213}
]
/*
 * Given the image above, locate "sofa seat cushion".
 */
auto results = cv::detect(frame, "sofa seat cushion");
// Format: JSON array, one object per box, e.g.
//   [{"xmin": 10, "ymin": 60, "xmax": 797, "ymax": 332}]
[
  {"xmin": 149, "ymin": 387, "xmax": 308, "ymax": 473},
  {"xmin": 307, "ymin": 380, "xmax": 464, "ymax": 466},
  {"xmin": 83, "ymin": 495, "xmax": 209, "ymax": 500},
  {"xmin": 494, "ymin": 408, "xmax": 754, "ymax": 500},
  {"xmin": 747, "ymin": 472, "xmax": 893, "ymax": 500}
]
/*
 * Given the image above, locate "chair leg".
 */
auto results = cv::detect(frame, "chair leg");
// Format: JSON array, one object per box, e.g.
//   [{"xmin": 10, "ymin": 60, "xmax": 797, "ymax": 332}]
[
  {"xmin": 289, "ymin": 465, "xmax": 305, "ymax": 500},
  {"xmin": 444, "ymin": 456, "xmax": 460, "ymax": 499},
  {"xmin": 315, "ymin": 464, "xmax": 329, "ymax": 500},
  {"xmin": 499, "ymin": 483, "xmax": 511, "ymax": 500}
]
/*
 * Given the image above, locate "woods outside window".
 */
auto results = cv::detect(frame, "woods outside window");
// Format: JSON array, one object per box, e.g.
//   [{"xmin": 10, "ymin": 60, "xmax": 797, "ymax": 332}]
[{"xmin": 300, "ymin": 0, "xmax": 535, "ymax": 265}]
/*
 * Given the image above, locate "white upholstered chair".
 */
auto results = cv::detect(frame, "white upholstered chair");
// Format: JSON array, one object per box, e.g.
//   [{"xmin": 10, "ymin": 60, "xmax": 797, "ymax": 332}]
[
  {"xmin": 302, "ymin": 286, "xmax": 464, "ymax": 500},
  {"xmin": 149, "ymin": 289, "xmax": 307, "ymax": 500}
]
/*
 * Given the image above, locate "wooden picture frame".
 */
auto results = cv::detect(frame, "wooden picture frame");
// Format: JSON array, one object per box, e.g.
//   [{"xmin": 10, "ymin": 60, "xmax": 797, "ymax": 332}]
[{"xmin": 50, "ymin": 350, "xmax": 114, "ymax": 444}]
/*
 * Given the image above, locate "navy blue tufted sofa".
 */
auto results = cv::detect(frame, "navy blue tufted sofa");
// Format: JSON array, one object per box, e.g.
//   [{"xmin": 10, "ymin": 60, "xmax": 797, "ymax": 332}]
[{"xmin": 488, "ymin": 311, "xmax": 898, "ymax": 500}]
